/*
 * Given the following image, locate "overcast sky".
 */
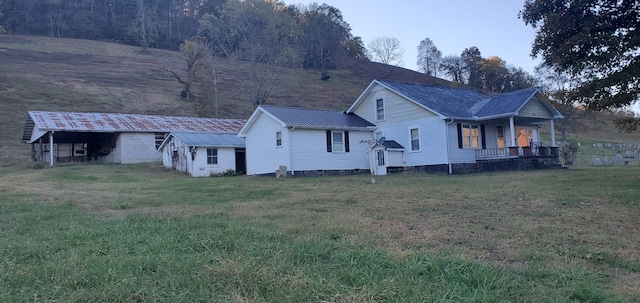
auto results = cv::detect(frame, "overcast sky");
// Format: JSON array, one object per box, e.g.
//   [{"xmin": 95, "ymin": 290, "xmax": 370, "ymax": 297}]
[{"xmin": 293, "ymin": 0, "xmax": 540, "ymax": 73}]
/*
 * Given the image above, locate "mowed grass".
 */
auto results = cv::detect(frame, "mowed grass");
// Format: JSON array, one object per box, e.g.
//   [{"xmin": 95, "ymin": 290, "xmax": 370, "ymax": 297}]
[{"xmin": 1, "ymin": 164, "xmax": 639, "ymax": 302}]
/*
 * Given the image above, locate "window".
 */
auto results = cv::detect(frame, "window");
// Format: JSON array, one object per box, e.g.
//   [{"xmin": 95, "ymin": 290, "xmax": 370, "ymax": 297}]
[
  {"xmin": 375, "ymin": 98, "xmax": 385, "ymax": 121},
  {"xmin": 155, "ymin": 132, "xmax": 166, "ymax": 149},
  {"xmin": 410, "ymin": 128, "xmax": 420, "ymax": 151},
  {"xmin": 496, "ymin": 126, "xmax": 505, "ymax": 148},
  {"xmin": 332, "ymin": 131, "xmax": 344, "ymax": 152},
  {"xmin": 206, "ymin": 148, "xmax": 218, "ymax": 165},
  {"xmin": 276, "ymin": 131, "xmax": 282, "ymax": 147},
  {"xmin": 326, "ymin": 130, "xmax": 350, "ymax": 153},
  {"xmin": 462, "ymin": 124, "xmax": 480, "ymax": 148}
]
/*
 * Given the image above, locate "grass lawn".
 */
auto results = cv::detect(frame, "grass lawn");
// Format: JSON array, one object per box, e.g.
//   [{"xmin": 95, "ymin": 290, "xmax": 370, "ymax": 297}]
[{"xmin": 1, "ymin": 164, "xmax": 639, "ymax": 302}]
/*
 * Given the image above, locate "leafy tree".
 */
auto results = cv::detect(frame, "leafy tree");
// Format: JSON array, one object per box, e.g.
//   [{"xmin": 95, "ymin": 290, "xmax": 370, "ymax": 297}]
[
  {"xmin": 368, "ymin": 37, "xmax": 404, "ymax": 66},
  {"xmin": 481, "ymin": 56, "xmax": 509, "ymax": 92},
  {"xmin": 440, "ymin": 55, "xmax": 466, "ymax": 83},
  {"xmin": 416, "ymin": 38, "xmax": 441, "ymax": 76},
  {"xmin": 298, "ymin": 3, "xmax": 351, "ymax": 78},
  {"xmin": 342, "ymin": 35, "xmax": 367, "ymax": 59},
  {"xmin": 520, "ymin": 0, "xmax": 640, "ymax": 110},
  {"xmin": 461, "ymin": 46, "xmax": 483, "ymax": 88}
]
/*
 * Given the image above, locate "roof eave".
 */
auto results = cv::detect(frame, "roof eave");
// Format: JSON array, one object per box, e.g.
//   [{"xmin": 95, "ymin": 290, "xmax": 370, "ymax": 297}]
[{"xmin": 287, "ymin": 125, "xmax": 376, "ymax": 131}]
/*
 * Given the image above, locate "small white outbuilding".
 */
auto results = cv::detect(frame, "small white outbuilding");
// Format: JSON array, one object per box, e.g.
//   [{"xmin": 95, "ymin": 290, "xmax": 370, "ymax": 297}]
[{"xmin": 158, "ymin": 132, "xmax": 246, "ymax": 177}]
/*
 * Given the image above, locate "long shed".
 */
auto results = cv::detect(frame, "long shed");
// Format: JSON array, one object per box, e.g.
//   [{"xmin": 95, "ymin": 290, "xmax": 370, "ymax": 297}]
[{"xmin": 22, "ymin": 111, "xmax": 246, "ymax": 166}]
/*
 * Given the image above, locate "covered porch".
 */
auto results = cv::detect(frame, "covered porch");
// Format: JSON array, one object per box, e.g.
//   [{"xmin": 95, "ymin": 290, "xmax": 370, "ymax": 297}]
[{"xmin": 475, "ymin": 116, "xmax": 558, "ymax": 161}]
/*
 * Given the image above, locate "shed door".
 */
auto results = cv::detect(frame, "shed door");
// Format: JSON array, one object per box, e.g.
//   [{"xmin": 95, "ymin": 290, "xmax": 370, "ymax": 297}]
[{"xmin": 235, "ymin": 148, "xmax": 246, "ymax": 175}]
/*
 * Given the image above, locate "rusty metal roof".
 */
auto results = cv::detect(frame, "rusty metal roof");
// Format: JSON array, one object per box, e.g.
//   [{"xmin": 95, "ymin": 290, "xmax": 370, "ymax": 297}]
[{"xmin": 23, "ymin": 111, "xmax": 246, "ymax": 142}]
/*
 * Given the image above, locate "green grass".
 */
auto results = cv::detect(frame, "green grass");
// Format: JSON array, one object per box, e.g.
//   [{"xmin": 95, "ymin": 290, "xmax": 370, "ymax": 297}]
[{"xmin": 1, "ymin": 164, "xmax": 639, "ymax": 302}]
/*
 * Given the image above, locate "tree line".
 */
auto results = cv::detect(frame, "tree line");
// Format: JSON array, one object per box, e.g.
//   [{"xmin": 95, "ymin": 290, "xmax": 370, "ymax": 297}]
[{"xmin": 0, "ymin": 0, "xmax": 366, "ymax": 69}]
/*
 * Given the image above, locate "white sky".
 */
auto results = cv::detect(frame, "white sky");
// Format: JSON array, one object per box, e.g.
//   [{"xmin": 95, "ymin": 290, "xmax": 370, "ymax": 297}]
[{"xmin": 293, "ymin": 0, "xmax": 541, "ymax": 73}]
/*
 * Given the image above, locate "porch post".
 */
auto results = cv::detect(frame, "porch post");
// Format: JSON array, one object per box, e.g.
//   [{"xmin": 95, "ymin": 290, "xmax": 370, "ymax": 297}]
[
  {"xmin": 509, "ymin": 116, "xmax": 516, "ymax": 147},
  {"xmin": 49, "ymin": 131, "xmax": 54, "ymax": 166},
  {"xmin": 550, "ymin": 119, "xmax": 556, "ymax": 147}
]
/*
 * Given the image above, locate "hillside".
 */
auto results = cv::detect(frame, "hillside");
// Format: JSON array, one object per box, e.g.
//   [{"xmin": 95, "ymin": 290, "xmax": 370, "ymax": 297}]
[{"xmin": 1, "ymin": 35, "xmax": 638, "ymax": 165}]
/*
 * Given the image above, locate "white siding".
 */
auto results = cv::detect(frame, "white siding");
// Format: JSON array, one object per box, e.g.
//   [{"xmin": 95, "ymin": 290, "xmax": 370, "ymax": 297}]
[
  {"xmin": 447, "ymin": 122, "xmax": 476, "ymax": 163},
  {"xmin": 350, "ymin": 84, "xmax": 450, "ymax": 167},
  {"xmin": 352, "ymin": 85, "xmax": 438, "ymax": 124},
  {"xmin": 519, "ymin": 97, "xmax": 553, "ymax": 119},
  {"xmin": 289, "ymin": 129, "xmax": 371, "ymax": 172},
  {"xmin": 190, "ymin": 147, "xmax": 236, "ymax": 177},
  {"xmin": 160, "ymin": 136, "xmax": 238, "ymax": 177},
  {"xmin": 161, "ymin": 136, "xmax": 190, "ymax": 173},
  {"xmin": 244, "ymin": 112, "xmax": 290, "ymax": 175}
]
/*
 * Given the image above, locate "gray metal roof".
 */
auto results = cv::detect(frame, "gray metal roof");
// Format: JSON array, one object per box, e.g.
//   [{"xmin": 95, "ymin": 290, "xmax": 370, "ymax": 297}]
[
  {"xmin": 382, "ymin": 140, "xmax": 404, "ymax": 149},
  {"xmin": 377, "ymin": 80, "xmax": 559, "ymax": 120},
  {"xmin": 260, "ymin": 105, "xmax": 375, "ymax": 129},
  {"xmin": 165, "ymin": 132, "xmax": 245, "ymax": 148},
  {"xmin": 473, "ymin": 88, "xmax": 539, "ymax": 118},
  {"xmin": 378, "ymin": 80, "xmax": 486, "ymax": 118},
  {"xmin": 23, "ymin": 111, "xmax": 246, "ymax": 142}
]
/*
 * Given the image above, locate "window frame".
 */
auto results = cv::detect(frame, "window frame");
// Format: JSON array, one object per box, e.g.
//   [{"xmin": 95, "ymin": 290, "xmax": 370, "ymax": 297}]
[
  {"xmin": 331, "ymin": 131, "xmax": 345, "ymax": 153},
  {"xmin": 275, "ymin": 131, "xmax": 282, "ymax": 147},
  {"xmin": 206, "ymin": 148, "xmax": 218, "ymax": 165},
  {"xmin": 375, "ymin": 98, "xmax": 385, "ymax": 121},
  {"xmin": 409, "ymin": 127, "xmax": 421, "ymax": 152},
  {"xmin": 462, "ymin": 124, "xmax": 480, "ymax": 149}
]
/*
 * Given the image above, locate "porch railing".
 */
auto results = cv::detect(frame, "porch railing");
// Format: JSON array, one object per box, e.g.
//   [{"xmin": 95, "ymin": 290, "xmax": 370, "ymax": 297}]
[
  {"xmin": 476, "ymin": 143, "xmax": 559, "ymax": 159},
  {"xmin": 475, "ymin": 147, "xmax": 511, "ymax": 159}
]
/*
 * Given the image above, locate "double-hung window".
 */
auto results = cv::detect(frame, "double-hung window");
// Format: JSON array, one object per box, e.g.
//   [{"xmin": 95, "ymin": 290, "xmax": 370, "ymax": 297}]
[
  {"xmin": 276, "ymin": 131, "xmax": 282, "ymax": 147},
  {"xmin": 410, "ymin": 128, "xmax": 420, "ymax": 151},
  {"xmin": 326, "ymin": 130, "xmax": 350, "ymax": 153},
  {"xmin": 332, "ymin": 131, "xmax": 344, "ymax": 152},
  {"xmin": 462, "ymin": 124, "xmax": 480, "ymax": 148},
  {"xmin": 206, "ymin": 148, "xmax": 218, "ymax": 165},
  {"xmin": 375, "ymin": 98, "xmax": 385, "ymax": 121}
]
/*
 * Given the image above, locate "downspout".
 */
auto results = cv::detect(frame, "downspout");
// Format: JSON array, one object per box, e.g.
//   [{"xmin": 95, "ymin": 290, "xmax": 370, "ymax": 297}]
[
  {"xmin": 445, "ymin": 119, "xmax": 455, "ymax": 174},
  {"xmin": 288, "ymin": 127, "xmax": 295, "ymax": 176}
]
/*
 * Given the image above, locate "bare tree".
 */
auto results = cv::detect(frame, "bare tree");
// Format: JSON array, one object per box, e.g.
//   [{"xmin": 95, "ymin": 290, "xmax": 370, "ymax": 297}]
[
  {"xmin": 199, "ymin": 0, "xmax": 300, "ymax": 107},
  {"xmin": 417, "ymin": 38, "xmax": 441, "ymax": 76},
  {"xmin": 439, "ymin": 55, "xmax": 466, "ymax": 83},
  {"xmin": 535, "ymin": 64, "xmax": 583, "ymax": 142},
  {"xmin": 367, "ymin": 37, "xmax": 404, "ymax": 66},
  {"xmin": 164, "ymin": 36, "xmax": 210, "ymax": 100}
]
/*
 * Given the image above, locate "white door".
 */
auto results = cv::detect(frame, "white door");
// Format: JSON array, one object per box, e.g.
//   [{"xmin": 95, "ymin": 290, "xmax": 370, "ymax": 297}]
[{"xmin": 375, "ymin": 148, "xmax": 387, "ymax": 176}]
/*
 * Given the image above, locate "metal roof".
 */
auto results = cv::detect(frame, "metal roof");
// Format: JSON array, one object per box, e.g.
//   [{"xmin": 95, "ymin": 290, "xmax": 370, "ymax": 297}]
[
  {"xmin": 160, "ymin": 132, "xmax": 245, "ymax": 150},
  {"xmin": 375, "ymin": 80, "xmax": 560, "ymax": 120},
  {"xmin": 473, "ymin": 88, "xmax": 539, "ymax": 118},
  {"xmin": 382, "ymin": 140, "xmax": 404, "ymax": 149},
  {"xmin": 23, "ymin": 111, "xmax": 246, "ymax": 142},
  {"xmin": 377, "ymin": 80, "xmax": 486, "ymax": 118},
  {"xmin": 260, "ymin": 105, "xmax": 375, "ymax": 129}
]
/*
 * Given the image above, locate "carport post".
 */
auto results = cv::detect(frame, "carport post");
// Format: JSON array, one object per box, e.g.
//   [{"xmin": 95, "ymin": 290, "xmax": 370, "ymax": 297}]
[{"xmin": 49, "ymin": 131, "xmax": 54, "ymax": 166}]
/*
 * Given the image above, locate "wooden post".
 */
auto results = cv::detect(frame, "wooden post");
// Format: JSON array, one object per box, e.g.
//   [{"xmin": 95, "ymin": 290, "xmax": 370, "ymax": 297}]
[
  {"xmin": 550, "ymin": 119, "xmax": 556, "ymax": 147},
  {"xmin": 509, "ymin": 116, "xmax": 516, "ymax": 147},
  {"xmin": 49, "ymin": 132, "xmax": 54, "ymax": 166}
]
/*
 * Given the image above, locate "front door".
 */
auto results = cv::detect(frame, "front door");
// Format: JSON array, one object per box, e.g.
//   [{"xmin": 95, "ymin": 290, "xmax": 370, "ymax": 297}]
[{"xmin": 375, "ymin": 148, "xmax": 387, "ymax": 176}]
